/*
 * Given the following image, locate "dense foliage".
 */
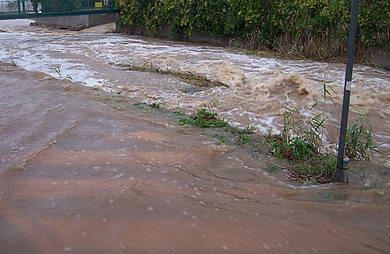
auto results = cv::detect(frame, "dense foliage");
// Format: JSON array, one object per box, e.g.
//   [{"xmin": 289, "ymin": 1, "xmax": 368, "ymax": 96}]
[{"xmin": 117, "ymin": 0, "xmax": 389, "ymax": 59}]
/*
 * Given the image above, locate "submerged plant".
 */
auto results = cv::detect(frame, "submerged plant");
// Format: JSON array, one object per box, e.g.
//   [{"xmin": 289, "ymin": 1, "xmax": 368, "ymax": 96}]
[
  {"xmin": 268, "ymin": 107, "xmax": 335, "ymax": 182},
  {"xmin": 269, "ymin": 108, "xmax": 377, "ymax": 183},
  {"xmin": 134, "ymin": 102, "xmax": 163, "ymax": 111},
  {"xmin": 270, "ymin": 108, "xmax": 325, "ymax": 161},
  {"xmin": 179, "ymin": 108, "xmax": 228, "ymax": 128},
  {"xmin": 345, "ymin": 114, "xmax": 377, "ymax": 160},
  {"xmin": 150, "ymin": 102, "xmax": 161, "ymax": 109},
  {"xmin": 292, "ymin": 155, "xmax": 336, "ymax": 184}
]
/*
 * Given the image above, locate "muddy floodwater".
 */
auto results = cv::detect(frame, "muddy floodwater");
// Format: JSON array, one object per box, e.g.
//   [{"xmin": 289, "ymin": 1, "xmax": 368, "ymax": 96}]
[
  {"xmin": 0, "ymin": 20, "xmax": 389, "ymax": 162},
  {"xmin": 1, "ymin": 61, "xmax": 390, "ymax": 254},
  {"xmin": 0, "ymin": 20, "xmax": 390, "ymax": 253}
]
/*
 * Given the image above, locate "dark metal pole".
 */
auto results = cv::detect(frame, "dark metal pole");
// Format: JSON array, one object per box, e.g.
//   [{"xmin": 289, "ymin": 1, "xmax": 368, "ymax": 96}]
[
  {"xmin": 336, "ymin": 0, "xmax": 359, "ymax": 183},
  {"xmin": 17, "ymin": 0, "xmax": 21, "ymax": 14}
]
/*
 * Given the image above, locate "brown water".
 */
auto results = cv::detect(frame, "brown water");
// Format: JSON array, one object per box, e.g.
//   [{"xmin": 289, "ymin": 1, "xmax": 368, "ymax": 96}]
[
  {"xmin": 1, "ymin": 62, "xmax": 390, "ymax": 254},
  {"xmin": 0, "ymin": 20, "xmax": 389, "ymax": 162}
]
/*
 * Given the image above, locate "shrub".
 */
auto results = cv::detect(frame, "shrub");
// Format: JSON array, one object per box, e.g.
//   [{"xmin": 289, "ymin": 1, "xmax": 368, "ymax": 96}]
[{"xmin": 117, "ymin": 0, "xmax": 389, "ymax": 60}]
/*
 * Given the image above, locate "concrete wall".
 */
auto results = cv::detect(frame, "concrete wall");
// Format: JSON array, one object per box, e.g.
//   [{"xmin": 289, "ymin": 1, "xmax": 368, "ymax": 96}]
[
  {"xmin": 116, "ymin": 23, "xmax": 228, "ymax": 46},
  {"xmin": 36, "ymin": 14, "xmax": 116, "ymax": 30}
]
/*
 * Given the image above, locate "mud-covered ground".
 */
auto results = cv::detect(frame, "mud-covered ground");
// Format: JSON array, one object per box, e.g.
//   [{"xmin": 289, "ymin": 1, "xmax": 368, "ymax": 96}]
[{"xmin": 1, "ymin": 63, "xmax": 390, "ymax": 254}]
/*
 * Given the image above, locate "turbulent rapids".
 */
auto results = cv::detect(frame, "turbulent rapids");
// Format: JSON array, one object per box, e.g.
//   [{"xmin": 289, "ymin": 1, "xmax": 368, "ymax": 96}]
[{"xmin": 1, "ymin": 20, "xmax": 389, "ymax": 162}]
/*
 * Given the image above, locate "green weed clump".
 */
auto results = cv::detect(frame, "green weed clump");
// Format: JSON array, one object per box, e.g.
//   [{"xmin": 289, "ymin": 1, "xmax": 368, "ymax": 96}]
[
  {"xmin": 268, "ymin": 108, "xmax": 377, "ymax": 184},
  {"xmin": 179, "ymin": 108, "xmax": 228, "ymax": 128},
  {"xmin": 268, "ymin": 109, "xmax": 335, "ymax": 183},
  {"xmin": 270, "ymin": 109, "xmax": 325, "ymax": 160},
  {"xmin": 345, "ymin": 114, "xmax": 377, "ymax": 160}
]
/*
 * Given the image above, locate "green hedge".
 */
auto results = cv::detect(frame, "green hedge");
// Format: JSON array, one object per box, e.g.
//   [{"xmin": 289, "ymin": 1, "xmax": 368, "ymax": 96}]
[{"xmin": 117, "ymin": 0, "xmax": 389, "ymax": 58}]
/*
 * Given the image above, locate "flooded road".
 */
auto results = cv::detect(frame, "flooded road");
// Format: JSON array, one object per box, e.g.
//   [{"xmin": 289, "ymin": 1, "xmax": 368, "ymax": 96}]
[
  {"xmin": 1, "ymin": 62, "xmax": 390, "ymax": 254},
  {"xmin": 0, "ymin": 20, "xmax": 389, "ymax": 162}
]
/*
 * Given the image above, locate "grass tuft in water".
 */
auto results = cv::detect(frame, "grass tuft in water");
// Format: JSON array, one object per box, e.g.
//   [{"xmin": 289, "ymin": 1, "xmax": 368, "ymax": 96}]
[
  {"xmin": 268, "ymin": 108, "xmax": 377, "ymax": 184},
  {"xmin": 149, "ymin": 102, "xmax": 161, "ymax": 109},
  {"xmin": 231, "ymin": 126, "xmax": 256, "ymax": 144},
  {"xmin": 214, "ymin": 133, "xmax": 230, "ymax": 145},
  {"xmin": 134, "ymin": 102, "xmax": 162, "ymax": 110},
  {"xmin": 179, "ymin": 108, "xmax": 229, "ymax": 128},
  {"xmin": 346, "ymin": 114, "xmax": 377, "ymax": 160},
  {"xmin": 292, "ymin": 155, "xmax": 336, "ymax": 184},
  {"xmin": 269, "ymin": 109, "xmax": 324, "ymax": 160},
  {"xmin": 265, "ymin": 164, "xmax": 279, "ymax": 173},
  {"xmin": 267, "ymin": 108, "xmax": 335, "ymax": 183}
]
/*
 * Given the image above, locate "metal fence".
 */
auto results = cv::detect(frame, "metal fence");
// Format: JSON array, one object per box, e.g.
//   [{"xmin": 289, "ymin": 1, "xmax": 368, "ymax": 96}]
[
  {"xmin": 0, "ymin": 0, "xmax": 34, "ymax": 13},
  {"xmin": 0, "ymin": 0, "xmax": 116, "ymax": 19}
]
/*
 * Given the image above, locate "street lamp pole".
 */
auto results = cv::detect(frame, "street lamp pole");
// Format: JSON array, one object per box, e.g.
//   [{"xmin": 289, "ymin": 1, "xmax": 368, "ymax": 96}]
[{"xmin": 336, "ymin": 0, "xmax": 360, "ymax": 183}]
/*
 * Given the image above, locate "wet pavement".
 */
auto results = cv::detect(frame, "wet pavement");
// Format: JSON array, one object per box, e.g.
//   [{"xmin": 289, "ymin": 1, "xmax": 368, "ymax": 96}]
[{"xmin": 1, "ymin": 63, "xmax": 390, "ymax": 253}]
